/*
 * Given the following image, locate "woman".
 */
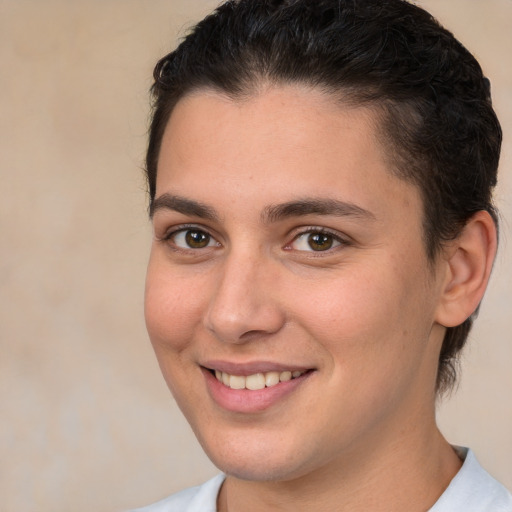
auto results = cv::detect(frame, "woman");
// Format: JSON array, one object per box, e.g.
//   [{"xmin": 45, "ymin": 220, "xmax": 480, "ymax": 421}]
[{"xmin": 132, "ymin": 0, "xmax": 512, "ymax": 510}]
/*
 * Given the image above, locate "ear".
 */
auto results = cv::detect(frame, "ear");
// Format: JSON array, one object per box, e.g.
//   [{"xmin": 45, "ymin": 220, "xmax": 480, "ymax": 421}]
[{"xmin": 435, "ymin": 211, "xmax": 497, "ymax": 328}]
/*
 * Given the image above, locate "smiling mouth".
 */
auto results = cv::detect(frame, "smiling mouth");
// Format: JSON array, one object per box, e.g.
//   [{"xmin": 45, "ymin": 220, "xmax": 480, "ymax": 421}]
[{"xmin": 212, "ymin": 369, "xmax": 307, "ymax": 390}]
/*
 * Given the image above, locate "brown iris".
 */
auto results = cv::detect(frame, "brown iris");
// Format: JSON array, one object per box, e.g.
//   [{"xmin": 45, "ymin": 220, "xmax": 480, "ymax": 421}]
[
  {"xmin": 185, "ymin": 230, "xmax": 211, "ymax": 248},
  {"xmin": 308, "ymin": 233, "xmax": 334, "ymax": 251}
]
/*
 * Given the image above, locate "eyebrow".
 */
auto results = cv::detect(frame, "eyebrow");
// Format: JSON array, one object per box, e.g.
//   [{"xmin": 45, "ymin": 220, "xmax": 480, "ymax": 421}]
[
  {"xmin": 150, "ymin": 193, "xmax": 219, "ymax": 220},
  {"xmin": 262, "ymin": 198, "xmax": 376, "ymax": 223},
  {"xmin": 150, "ymin": 193, "xmax": 375, "ymax": 223}
]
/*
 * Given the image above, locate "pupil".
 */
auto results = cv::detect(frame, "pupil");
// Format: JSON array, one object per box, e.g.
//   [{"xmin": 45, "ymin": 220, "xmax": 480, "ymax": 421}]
[
  {"xmin": 185, "ymin": 230, "xmax": 209, "ymax": 248},
  {"xmin": 308, "ymin": 233, "xmax": 333, "ymax": 251}
]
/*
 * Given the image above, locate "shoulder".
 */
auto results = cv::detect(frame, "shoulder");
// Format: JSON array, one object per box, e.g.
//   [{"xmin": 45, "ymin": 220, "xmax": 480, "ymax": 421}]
[
  {"xmin": 430, "ymin": 448, "xmax": 512, "ymax": 512},
  {"xmin": 127, "ymin": 474, "xmax": 225, "ymax": 512}
]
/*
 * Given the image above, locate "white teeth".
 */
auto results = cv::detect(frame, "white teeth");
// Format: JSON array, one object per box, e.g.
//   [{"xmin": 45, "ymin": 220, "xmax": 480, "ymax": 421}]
[
  {"xmin": 229, "ymin": 375, "xmax": 246, "ymax": 390},
  {"xmin": 280, "ymin": 371, "xmax": 292, "ymax": 382},
  {"xmin": 245, "ymin": 373, "xmax": 266, "ymax": 390},
  {"xmin": 215, "ymin": 369, "xmax": 305, "ymax": 390},
  {"xmin": 265, "ymin": 371, "xmax": 280, "ymax": 387}
]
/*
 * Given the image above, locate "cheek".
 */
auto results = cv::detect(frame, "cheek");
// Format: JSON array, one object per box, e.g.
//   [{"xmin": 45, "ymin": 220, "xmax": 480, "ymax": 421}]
[
  {"xmin": 144, "ymin": 257, "xmax": 205, "ymax": 353},
  {"xmin": 286, "ymin": 256, "xmax": 434, "ymax": 366},
  {"xmin": 288, "ymin": 271, "xmax": 398, "ymax": 338}
]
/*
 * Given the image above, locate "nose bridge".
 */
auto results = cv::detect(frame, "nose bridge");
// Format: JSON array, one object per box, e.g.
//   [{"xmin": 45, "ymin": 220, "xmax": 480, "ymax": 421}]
[{"xmin": 204, "ymin": 246, "xmax": 285, "ymax": 343}]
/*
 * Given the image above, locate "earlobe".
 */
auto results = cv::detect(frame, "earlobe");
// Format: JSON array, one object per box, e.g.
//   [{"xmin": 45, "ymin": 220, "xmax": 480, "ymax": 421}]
[{"xmin": 435, "ymin": 211, "xmax": 497, "ymax": 328}]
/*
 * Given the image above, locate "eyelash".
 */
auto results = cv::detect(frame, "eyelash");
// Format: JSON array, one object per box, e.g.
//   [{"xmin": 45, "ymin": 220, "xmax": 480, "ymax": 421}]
[
  {"xmin": 286, "ymin": 227, "xmax": 349, "ymax": 253},
  {"xmin": 160, "ymin": 224, "xmax": 220, "ymax": 252},
  {"xmin": 159, "ymin": 225, "xmax": 350, "ymax": 254}
]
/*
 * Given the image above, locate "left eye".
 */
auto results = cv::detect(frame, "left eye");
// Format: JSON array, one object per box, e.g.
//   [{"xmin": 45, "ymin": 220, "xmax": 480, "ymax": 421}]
[
  {"xmin": 290, "ymin": 232, "xmax": 342, "ymax": 252},
  {"xmin": 172, "ymin": 229, "xmax": 219, "ymax": 249}
]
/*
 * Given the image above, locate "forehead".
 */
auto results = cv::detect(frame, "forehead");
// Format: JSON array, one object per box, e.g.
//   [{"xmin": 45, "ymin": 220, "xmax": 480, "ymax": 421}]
[
  {"xmin": 156, "ymin": 85, "xmax": 423, "ymax": 226},
  {"xmin": 161, "ymin": 86, "xmax": 378, "ymax": 177}
]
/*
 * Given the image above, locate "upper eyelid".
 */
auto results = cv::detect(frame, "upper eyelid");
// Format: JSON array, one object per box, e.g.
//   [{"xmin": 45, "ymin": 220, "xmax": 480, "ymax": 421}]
[
  {"xmin": 159, "ymin": 223, "xmax": 217, "ymax": 240},
  {"xmin": 288, "ymin": 226, "xmax": 349, "ymax": 242},
  {"xmin": 159, "ymin": 226, "xmax": 222, "ymax": 253},
  {"xmin": 283, "ymin": 227, "xmax": 351, "ymax": 256},
  {"xmin": 157, "ymin": 224, "xmax": 349, "ymax": 248}
]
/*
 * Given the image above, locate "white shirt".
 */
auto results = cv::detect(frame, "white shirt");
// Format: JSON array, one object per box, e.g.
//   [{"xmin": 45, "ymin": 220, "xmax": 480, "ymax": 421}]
[{"xmin": 129, "ymin": 448, "xmax": 512, "ymax": 511}]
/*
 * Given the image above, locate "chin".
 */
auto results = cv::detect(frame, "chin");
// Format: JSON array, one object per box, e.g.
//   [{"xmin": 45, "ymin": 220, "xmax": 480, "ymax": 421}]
[
  {"xmin": 210, "ymin": 454, "xmax": 310, "ymax": 482},
  {"xmin": 195, "ymin": 427, "xmax": 322, "ymax": 482}
]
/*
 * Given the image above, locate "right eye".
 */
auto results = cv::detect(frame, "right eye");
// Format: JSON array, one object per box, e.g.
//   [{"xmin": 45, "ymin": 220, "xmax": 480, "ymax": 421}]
[{"xmin": 170, "ymin": 228, "xmax": 220, "ymax": 249}]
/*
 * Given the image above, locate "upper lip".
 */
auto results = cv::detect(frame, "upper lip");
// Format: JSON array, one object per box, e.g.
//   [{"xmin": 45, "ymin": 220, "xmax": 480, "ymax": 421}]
[{"xmin": 201, "ymin": 360, "xmax": 314, "ymax": 376}]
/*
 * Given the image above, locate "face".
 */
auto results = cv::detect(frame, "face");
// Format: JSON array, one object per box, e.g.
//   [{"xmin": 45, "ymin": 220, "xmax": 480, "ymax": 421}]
[{"xmin": 145, "ymin": 85, "xmax": 447, "ymax": 482}]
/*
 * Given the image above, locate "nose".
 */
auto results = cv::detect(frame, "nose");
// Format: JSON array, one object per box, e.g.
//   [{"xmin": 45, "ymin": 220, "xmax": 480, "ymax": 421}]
[{"xmin": 204, "ymin": 251, "xmax": 286, "ymax": 344}]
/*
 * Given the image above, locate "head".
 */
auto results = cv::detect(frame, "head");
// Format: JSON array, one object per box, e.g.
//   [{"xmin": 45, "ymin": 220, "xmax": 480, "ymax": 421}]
[{"xmin": 145, "ymin": 0, "xmax": 501, "ymax": 395}]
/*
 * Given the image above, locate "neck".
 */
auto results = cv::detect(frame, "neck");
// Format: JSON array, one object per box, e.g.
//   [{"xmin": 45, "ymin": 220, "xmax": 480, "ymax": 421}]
[{"xmin": 217, "ymin": 420, "xmax": 462, "ymax": 512}]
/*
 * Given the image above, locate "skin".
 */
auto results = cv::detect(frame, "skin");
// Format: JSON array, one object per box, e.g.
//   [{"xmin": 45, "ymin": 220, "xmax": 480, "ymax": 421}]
[{"xmin": 144, "ymin": 84, "xmax": 493, "ymax": 511}]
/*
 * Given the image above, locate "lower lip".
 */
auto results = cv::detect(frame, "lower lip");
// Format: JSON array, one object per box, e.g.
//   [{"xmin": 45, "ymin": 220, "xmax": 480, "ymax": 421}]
[{"xmin": 202, "ymin": 368, "xmax": 313, "ymax": 414}]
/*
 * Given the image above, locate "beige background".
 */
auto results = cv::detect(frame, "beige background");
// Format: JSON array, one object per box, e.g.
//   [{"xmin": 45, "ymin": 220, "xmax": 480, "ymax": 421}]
[{"xmin": 1, "ymin": 1, "xmax": 510, "ymax": 511}]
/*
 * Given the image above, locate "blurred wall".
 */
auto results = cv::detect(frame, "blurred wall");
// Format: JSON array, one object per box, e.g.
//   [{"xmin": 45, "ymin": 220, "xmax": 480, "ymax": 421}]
[{"xmin": 0, "ymin": 1, "xmax": 510, "ymax": 510}]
